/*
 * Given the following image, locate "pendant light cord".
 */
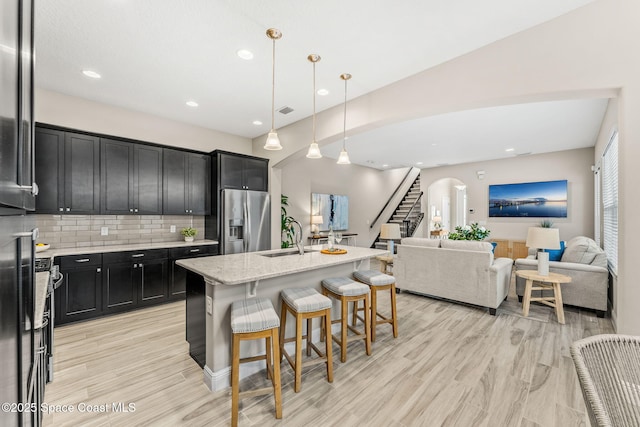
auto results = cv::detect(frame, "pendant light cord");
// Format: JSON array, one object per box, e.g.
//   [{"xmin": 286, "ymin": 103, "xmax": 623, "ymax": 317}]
[
  {"xmin": 312, "ymin": 61, "xmax": 316, "ymax": 142},
  {"xmin": 342, "ymin": 78, "xmax": 348, "ymax": 149},
  {"xmin": 271, "ymin": 38, "xmax": 276, "ymax": 131}
]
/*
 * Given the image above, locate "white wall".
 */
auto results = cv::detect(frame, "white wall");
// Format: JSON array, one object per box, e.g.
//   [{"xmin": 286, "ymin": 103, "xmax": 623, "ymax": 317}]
[
  {"xmin": 280, "ymin": 158, "xmax": 414, "ymax": 248},
  {"xmin": 36, "ymin": 89, "xmax": 252, "ymax": 154},
  {"xmin": 420, "ymin": 148, "xmax": 594, "ymax": 241},
  {"xmin": 254, "ymin": 0, "xmax": 640, "ymax": 334}
]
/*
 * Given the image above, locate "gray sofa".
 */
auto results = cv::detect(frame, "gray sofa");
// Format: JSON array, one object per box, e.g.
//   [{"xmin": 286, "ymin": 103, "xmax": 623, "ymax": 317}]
[
  {"xmin": 394, "ymin": 237, "xmax": 514, "ymax": 315},
  {"xmin": 515, "ymin": 236, "xmax": 608, "ymax": 317}
]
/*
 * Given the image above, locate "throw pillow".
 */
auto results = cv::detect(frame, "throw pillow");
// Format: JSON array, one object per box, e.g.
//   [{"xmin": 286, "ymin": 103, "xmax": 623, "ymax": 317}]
[
  {"xmin": 544, "ymin": 240, "xmax": 565, "ymax": 261},
  {"xmin": 561, "ymin": 236, "xmax": 602, "ymax": 264}
]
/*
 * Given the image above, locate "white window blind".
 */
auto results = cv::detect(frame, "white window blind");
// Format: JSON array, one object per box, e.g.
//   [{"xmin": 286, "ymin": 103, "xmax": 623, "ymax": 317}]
[
  {"xmin": 602, "ymin": 131, "xmax": 618, "ymax": 273},
  {"xmin": 594, "ymin": 164, "xmax": 601, "ymax": 246}
]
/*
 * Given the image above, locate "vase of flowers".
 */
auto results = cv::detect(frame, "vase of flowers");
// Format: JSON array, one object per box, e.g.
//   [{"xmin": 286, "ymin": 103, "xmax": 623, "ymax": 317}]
[{"xmin": 448, "ymin": 222, "xmax": 490, "ymax": 241}]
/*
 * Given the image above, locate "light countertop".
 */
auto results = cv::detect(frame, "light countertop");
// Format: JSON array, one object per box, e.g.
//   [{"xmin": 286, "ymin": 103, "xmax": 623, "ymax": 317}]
[
  {"xmin": 35, "ymin": 239, "xmax": 218, "ymax": 259},
  {"xmin": 33, "ymin": 271, "xmax": 50, "ymax": 330},
  {"xmin": 176, "ymin": 245, "xmax": 388, "ymax": 285}
]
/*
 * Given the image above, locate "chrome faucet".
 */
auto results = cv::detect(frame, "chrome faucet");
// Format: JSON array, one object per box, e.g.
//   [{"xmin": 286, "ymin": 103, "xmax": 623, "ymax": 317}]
[{"xmin": 291, "ymin": 220, "xmax": 304, "ymax": 255}]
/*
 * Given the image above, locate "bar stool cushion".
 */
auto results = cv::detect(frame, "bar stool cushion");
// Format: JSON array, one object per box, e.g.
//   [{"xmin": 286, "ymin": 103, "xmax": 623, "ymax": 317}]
[
  {"xmin": 353, "ymin": 270, "xmax": 395, "ymax": 287},
  {"xmin": 322, "ymin": 277, "xmax": 369, "ymax": 296},
  {"xmin": 231, "ymin": 298, "xmax": 280, "ymax": 333},
  {"xmin": 281, "ymin": 288, "xmax": 332, "ymax": 313}
]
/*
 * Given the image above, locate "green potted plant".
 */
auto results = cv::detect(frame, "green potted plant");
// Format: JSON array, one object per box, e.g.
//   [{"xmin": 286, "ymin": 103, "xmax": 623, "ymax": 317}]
[
  {"xmin": 181, "ymin": 227, "xmax": 197, "ymax": 242},
  {"xmin": 448, "ymin": 222, "xmax": 491, "ymax": 241},
  {"xmin": 281, "ymin": 195, "xmax": 296, "ymax": 248}
]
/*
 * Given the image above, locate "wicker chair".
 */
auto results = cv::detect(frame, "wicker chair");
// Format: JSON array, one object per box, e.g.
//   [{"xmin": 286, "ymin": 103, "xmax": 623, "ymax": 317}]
[{"xmin": 570, "ymin": 334, "xmax": 640, "ymax": 426}]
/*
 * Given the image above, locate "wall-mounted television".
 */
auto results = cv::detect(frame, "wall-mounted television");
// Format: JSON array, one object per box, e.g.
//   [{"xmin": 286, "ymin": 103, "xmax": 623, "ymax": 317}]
[
  {"xmin": 311, "ymin": 193, "xmax": 349, "ymax": 231},
  {"xmin": 489, "ymin": 180, "xmax": 568, "ymax": 218}
]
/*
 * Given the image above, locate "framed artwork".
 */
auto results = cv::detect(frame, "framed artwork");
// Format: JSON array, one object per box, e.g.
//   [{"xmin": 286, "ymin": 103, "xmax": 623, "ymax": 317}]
[
  {"xmin": 311, "ymin": 193, "xmax": 349, "ymax": 231},
  {"xmin": 489, "ymin": 180, "xmax": 568, "ymax": 218}
]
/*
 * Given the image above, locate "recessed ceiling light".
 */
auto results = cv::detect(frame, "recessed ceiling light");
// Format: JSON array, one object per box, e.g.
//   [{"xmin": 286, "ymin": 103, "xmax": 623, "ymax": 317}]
[
  {"xmin": 505, "ymin": 148, "xmax": 515, "ymax": 152},
  {"xmin": 317, "ymin": 89, "xmax": 329, "ymax": 96},
  {"xmin": 431, "ymin": 143, "xmax": 437, "ymax": 146},
  {"xmin": 186, "ymin": 101, "xmax": 198, "ymax": 107},
  {"xmin": 416, "ymin": 162, "xmax": 423, "ymax": 165},
  {"xmin": 253, "ymin": 120, "xmax": 263, "ymax": 126},
  {"xmin": 382, "ymin": 164, "xmax": 389, "ymax": 168},
  {"xmin": 236, "ymin": 49, "xmax": 254, "ymax": 60},
  {"xmin": 82, "ymin": 70, "xmax": 101, "ymax": 79}
]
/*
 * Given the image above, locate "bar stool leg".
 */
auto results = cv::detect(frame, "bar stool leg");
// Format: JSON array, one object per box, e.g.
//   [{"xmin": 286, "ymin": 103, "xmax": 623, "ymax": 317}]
[
  {"xmin": 340, "ymin": 296, "xmax": 349, "ymax": 363},
  {"xmin": 271, "ymin": 328, "xmax": 283, "ymax": 419},
  {"xmin": 370, "ymin": 287, "xmax": 378, "ymax": 342},
  {"xmin": 306, "ymin": 318, "xmax": 312, "ymax": 357},
  {"xmin": 324, "ymin": 308, "xmax": 333, "ymax": 383},
  {"xmin": 294, "ymin": 311, "xmax": 303, "ymax": 392},
  {"xmin": 364, "ymin": 293, "xmax": 371, "ymax": 355},
  {"xmin": 391, "ymin": 283, "xmax": 398, "ymax": 338},
  {"xmin": 231, "ymin": 333, "xmax": 241, "ymax": 427},
  {"xmin": 279, "ymin": 303, "xmax": 287, "ymax": 362},
  {"xmin": 265, "ymin": 335, "xmax": 272, "ymax": 380}
]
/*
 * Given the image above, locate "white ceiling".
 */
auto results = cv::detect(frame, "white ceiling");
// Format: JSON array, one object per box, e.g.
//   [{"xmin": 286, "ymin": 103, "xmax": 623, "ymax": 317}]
[{"xmin": 35, "ymin": 0, "xmax": 604, "ymax": 168}]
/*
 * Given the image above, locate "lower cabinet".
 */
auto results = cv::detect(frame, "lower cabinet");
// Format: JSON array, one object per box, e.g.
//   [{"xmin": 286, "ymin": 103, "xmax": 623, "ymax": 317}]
[
  {"xmin": 56, "ymin": 254, "xmax": 103, "ymax": 325},
  {"xmin": 102, "ymin": 249, "xmax": 168, "ymax": 315},
  {"xmin": 169, "ymin": 244, "xmax": 218, "ymax": 300},
  {"xmin": 55, "ymin": 244, "xmax": 217, "ymax": 325}
]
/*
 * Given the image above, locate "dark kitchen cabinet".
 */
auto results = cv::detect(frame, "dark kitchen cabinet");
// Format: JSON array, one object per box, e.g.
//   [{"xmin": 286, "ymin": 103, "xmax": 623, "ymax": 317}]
[
  {"xmin": 169, "ymin": 244, "xmax": 218, "ymax": 300},
  {"xmin": 215, "ymin": 151, "xmax": 268, "ymax": 191},
  {"xmin": 101, "ymin": 138, "xmax": 163, "ymax": 215},
  {"xmin": 102, "ymin": 249, "xmax": 169, "ymax": 314},
  {"xmin": 56, "ymin": 254, "xmax": 103, "ymax": 325},
  {"xmin": 163, "ymin": 149, "xmax": 211, "ymax": 215},
  {"xmin": 34, "ymin": 127, "xmax": 100, "ymax": 214}
]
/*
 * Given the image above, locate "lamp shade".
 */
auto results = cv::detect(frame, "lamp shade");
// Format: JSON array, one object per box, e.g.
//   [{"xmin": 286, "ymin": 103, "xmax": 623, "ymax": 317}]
[
  {"xmin": 380, "ymin": 223, "xmax": 401, "ymax": 240},
  {"xmin": 311, "ymin": 215, "xmax": 324, "ymax": 225},
  {"xmin": 525, "ymin": 227, "xmax": 560, "ymax": 250},
  {"xmin": 432, "ymin": 216, "xmax": 442, "ymax": 223}
]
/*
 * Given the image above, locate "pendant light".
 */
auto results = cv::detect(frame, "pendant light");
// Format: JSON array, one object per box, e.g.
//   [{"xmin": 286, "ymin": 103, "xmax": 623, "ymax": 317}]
[
  {"xmin": 306, "ymin": 54, "xmax": 322, "ymax": 159},
  {"xmin": 336, "ymin": 73, "xmax": 352, "ymax": 165},
  {"xmin": 264, "ymin": 28, "xmax": 283, "ymax": 150}
]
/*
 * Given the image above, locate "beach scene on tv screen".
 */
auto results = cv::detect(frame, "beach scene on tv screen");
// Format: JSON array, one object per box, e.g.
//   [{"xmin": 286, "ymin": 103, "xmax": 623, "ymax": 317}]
[{"xmin": 489, "ymin": 180, "xmax": 568, "ymax": 218}]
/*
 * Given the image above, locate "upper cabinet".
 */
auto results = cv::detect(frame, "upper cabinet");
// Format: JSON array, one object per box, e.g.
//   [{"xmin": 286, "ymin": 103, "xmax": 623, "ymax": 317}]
[
  {"xmin": 215, "ymin": 151, "xmax": 268, "ymax": 191},
  {"xmin": 35, "ymin": 128, "xmax": 101, "ymax": 214},
  {"xmin": 163, "ymin": 149, "xmax": 211, "ymax": 215},
  {"xmin": 101, "ymin": 139, "xmax": 162, "ymax": 215}
]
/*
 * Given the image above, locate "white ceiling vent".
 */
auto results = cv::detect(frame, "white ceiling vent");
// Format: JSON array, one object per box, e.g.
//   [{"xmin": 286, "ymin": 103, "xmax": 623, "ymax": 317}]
[{"xmin": 278, "ymin": 106, "xmax": 294, "ymax": 115}]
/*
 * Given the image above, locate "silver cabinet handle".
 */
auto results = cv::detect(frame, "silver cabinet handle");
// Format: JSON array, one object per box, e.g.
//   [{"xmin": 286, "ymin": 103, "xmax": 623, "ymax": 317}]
[
  {"xmin": 66, "ymin": 207, "xmax": 70, "ymax": 211},
  {"xmin": 130, "ymin": 208, "xmax": 133, "ymax": 212},
  {"xmin": 75, "ymin": 258, "xmax": 90, "ymax": 263},
  {"xmin": 96, "ymin": 268, "xmax": 101, "ymax": 273},
  {"xmin": 189, "ymin": 249, "xmax": 200, "ymax": 253},
  {"xmin": 58, "ymin": 207, "xmax": 63, "ymax": 212},
  {"xmin": 131, "ymin": 254, "xmax": 144, "ymax": 258},
  {"xmin": 134, "ymin": 208, "xmax": 138, "ymax": 213},
  {"xmin": 18, "ymin": 183, "xmax": 39, "ymax": 196}
]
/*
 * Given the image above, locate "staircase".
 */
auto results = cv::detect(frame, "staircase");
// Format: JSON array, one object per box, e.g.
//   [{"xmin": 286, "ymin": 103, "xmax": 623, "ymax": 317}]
[{"xmin": 372, "ymin": 174, "xmax": 424, "ymax": 250}]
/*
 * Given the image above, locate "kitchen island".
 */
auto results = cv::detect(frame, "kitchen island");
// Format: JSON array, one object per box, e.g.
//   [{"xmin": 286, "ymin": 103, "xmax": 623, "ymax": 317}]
[{"xmin": 176, "ymin": 245, "xmax": 387, "ymax": 391}]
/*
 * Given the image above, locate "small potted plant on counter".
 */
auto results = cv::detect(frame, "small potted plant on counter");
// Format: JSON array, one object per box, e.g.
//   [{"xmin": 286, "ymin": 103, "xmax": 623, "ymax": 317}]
[{"xmin": 181, "ymin": 227, "xmax": 197, "ymax": 242}]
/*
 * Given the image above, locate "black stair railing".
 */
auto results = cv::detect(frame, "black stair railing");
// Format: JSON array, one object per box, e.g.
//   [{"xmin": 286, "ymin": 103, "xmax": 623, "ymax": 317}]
[
  {"xmin": 401, "ymin": 192, "xmax": 423, "ymax": 237},
  {"xmin": 369, "ymin": 168, "xmax": 413, "ymax": 229}
]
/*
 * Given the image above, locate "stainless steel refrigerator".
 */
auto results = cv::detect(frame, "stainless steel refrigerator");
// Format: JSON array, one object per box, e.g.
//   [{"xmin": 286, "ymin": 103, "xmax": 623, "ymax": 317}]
[{"xmin": 221, "ymin": 189, "xmax": 270, "ymax": 254}]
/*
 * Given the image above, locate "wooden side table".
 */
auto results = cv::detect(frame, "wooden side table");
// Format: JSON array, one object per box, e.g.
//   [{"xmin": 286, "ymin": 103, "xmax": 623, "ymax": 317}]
[
  {"xmin": 516, "ymin": 270, "xmax": 572, "ymax": 324},
  {"xmin": 376, "ymin": 255, "xmax": 394, "ymax": 275},
  {"xmin": 429, "ymin": 229, "xmax": 448, "ymax": 239}
]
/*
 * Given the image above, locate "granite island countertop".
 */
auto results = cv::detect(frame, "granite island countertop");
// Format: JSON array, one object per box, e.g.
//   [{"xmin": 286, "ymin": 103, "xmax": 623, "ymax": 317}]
[{"xmin": 176, "ymin": 245, "xmax": 388, "ymax": 285}]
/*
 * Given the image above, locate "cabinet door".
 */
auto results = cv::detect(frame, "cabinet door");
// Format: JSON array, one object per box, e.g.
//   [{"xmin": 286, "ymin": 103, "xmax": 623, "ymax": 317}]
[
  {"xmin": 34, "ymin": 128, "xmax": 64, "ymax": 213},
  {"xmin": 64, "ymin": 132, "xmax": 100, "ymax": 214},
  {"xmin": 56, "ymin": 265, "xmax": 102, "ymax": 325},
  {"xmin": 188, "ymin": 153, "xmax": 210, "ymax": 215},
  {"xmin": 134, "ymin": 145, "xmax": 163, "ymax": 214},
  {"xmin": 102, "ymin": 261, "xmax": 137, "ymax": 314},
  {"xmin": 138, "ymin": 258, "xmax": 168, "ymax": 305},
  {"xmin": 219, "ymin": 153, "xmax": 244, "ymax": 190},
  {"xmin": 101, "ymin": 138, "xmax": 133, "ymax": 214},
  {"xmin": 162, "ymin": 148, "xmax": 188, "ymax": 214},
  {"xmin": 243, "ymin": 157, "xmax": 268, "ymax": 191},
  {"xmin": 169, "ymin": 245, "xmax": 217, "ymax": 299}
]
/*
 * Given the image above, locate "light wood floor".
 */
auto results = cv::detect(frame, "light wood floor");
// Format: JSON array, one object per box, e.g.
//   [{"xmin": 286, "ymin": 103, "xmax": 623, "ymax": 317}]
[{"xmin": 43, "ymin": 275, "xmax": 614, "ymax": 427}]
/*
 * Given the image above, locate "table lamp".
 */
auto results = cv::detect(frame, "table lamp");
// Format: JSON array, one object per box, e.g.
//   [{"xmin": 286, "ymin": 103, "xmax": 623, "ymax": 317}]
[
  {"xmin": 432, "ymin": 215, "xmax": 442, "ymax": 230},
  {"xmin": 380, "ymin": 223, "xmax": 401, "ymax": 254},
  {"xmin": 311, "ymin": 215, "xmax": 323, "ymax": 236},
  {"xmin": 525, "ymin": 227, "xmax": 560, "ymax": 276}
]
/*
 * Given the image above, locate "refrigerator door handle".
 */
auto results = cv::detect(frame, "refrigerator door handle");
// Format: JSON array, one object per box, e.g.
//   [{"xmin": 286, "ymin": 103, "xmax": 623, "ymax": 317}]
[{"xmin": 244, "ymin": 197, "xmax": 250, "ymax": 252}]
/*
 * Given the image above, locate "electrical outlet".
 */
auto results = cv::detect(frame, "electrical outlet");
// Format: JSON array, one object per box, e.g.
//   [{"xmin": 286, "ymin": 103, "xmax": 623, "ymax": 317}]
[
  {"xmin": 100, "ymin": 226, "xmax": 109, "ymax": 236},
  {"xmin": 206, "ymin": 296, "xmax": 213, "ymax": 315},
  {"xmin": 170, "ymin": 225, "xmax": 176, "ymax": 233}
]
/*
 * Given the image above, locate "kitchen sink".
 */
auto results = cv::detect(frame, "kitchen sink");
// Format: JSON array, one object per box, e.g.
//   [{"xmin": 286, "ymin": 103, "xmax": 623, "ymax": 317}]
[{"xmin": 260, "ymin": 249, "xmax": 319, "ymax": 258}]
